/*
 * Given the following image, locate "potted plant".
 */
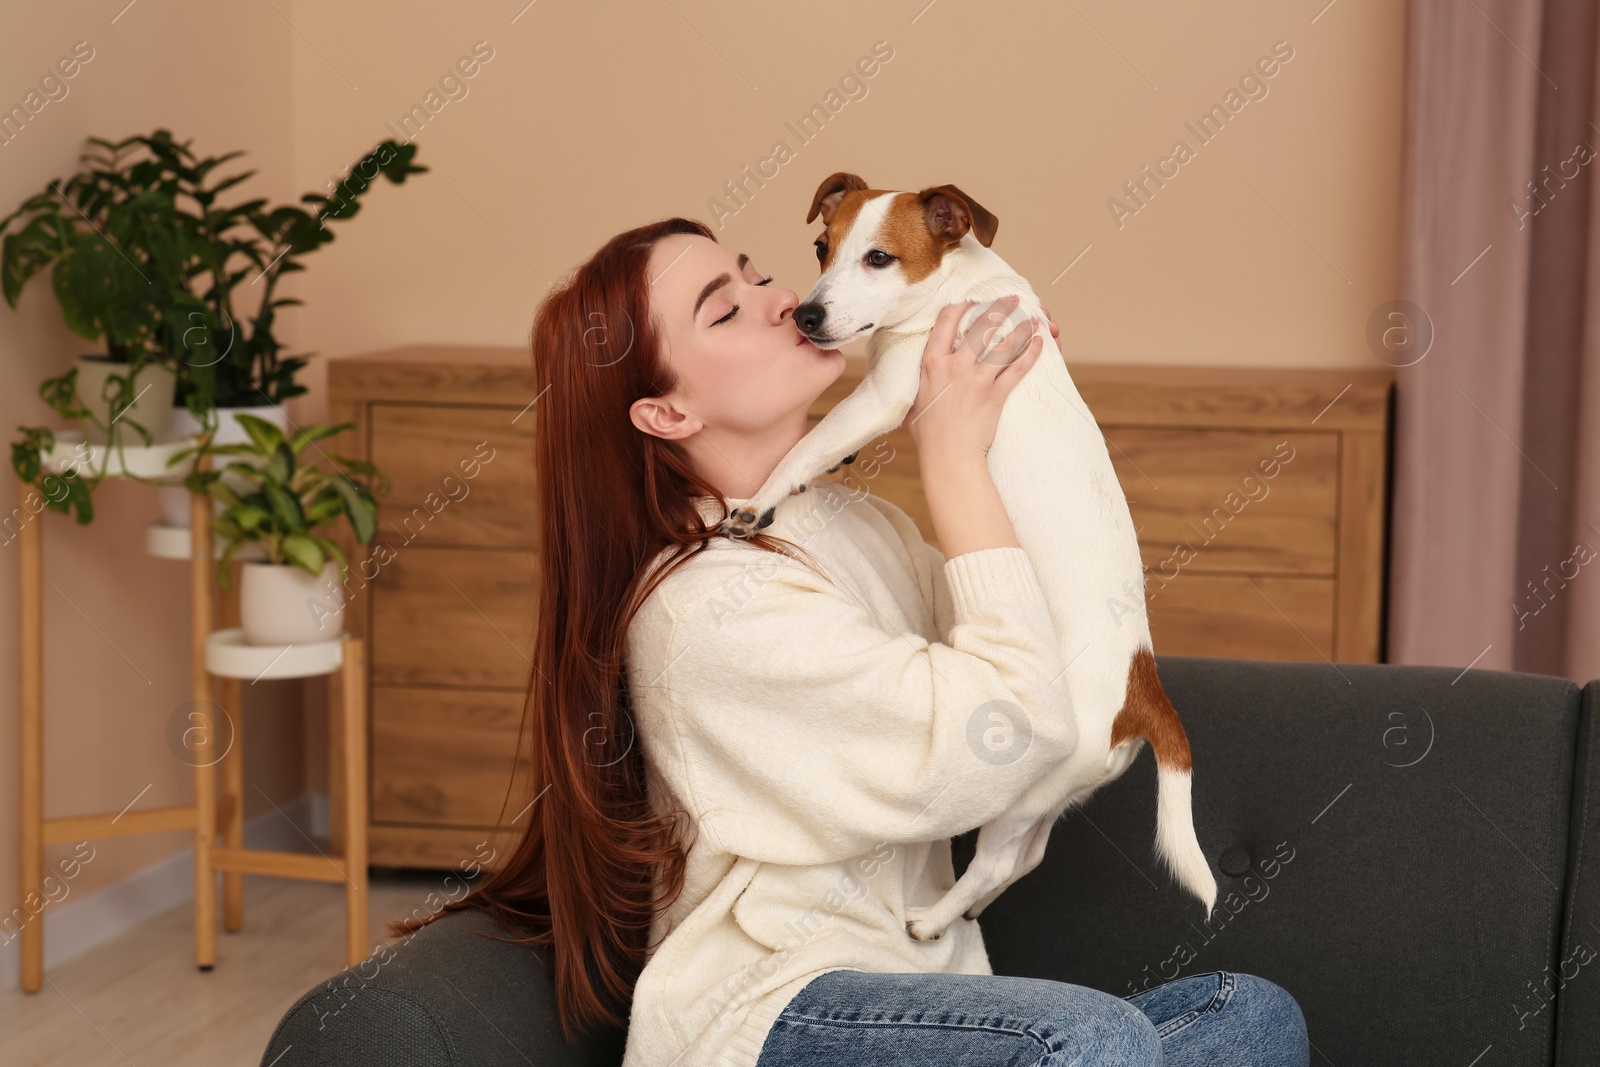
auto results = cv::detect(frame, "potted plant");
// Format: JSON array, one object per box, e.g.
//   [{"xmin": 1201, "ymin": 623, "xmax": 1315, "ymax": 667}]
[
  {"xmin": 0, "ymin": 135, "xmax": 194, "ymax": 524},
  {"xmin": 137, "ymin": 129, "xmax": 425, "ymax": 528},
  {"xmin": 2, "ymin": 129, "xmax": 426, "ymax": 527},
  {"xmin": 174, "ymin": 413, "xmax": 390, "ymax": 646}
]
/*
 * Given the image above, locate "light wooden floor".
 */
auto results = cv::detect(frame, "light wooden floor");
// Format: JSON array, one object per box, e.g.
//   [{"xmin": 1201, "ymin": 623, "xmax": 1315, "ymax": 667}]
[{"xmin": 0, "ymin": 862, "xmax": 460, "ymax": 1066}]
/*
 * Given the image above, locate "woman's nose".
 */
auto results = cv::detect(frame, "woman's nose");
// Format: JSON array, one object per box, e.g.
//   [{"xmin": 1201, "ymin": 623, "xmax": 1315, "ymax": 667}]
[{"xmin": 771, "ymin": 286, "xmax": 800, "ymax": 323}]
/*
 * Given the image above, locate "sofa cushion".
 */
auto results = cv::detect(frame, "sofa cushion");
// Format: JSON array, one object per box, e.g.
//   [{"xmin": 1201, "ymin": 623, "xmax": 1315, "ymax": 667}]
[{"xmin": 970, "ymin": 655, "xmax": 1585, "ymax": 1067}]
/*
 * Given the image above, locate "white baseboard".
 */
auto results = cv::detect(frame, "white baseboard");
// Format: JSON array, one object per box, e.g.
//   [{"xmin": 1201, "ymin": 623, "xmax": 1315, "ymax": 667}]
[{"xmin": 0, "ymin": 791, "xmax": 330, "ymax": 994}]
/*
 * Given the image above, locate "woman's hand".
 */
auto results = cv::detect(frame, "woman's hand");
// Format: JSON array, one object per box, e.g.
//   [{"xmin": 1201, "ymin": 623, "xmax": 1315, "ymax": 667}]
[{"xmin": 906, "ymin": 295, "xmax": 1045, "ymax": 463}]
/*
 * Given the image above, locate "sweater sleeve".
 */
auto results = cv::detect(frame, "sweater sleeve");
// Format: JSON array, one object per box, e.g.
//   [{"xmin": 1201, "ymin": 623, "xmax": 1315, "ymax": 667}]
[
  {"xmin": 630, "ymin": 544, "xmax": 1078, "ymax": 868},
  {"xmin": 860, "ymin": 492, "xmax": 955, "ymax": 641}
]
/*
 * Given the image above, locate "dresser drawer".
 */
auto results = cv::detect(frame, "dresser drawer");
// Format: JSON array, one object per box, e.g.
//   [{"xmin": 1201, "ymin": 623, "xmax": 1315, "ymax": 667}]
[
  {"xmin": 1145, "ymin": 574, "xmax": 1336, "ymax": 661},
  {"xmin": 372, "ymin": 547, "xmax": 537, "ymax": 687},
  {"xmin": 1103, "ymin": 428, "xmax": 1338, "ymax": 576},
  {"xmin": 372, "ymin": 686, "xmax": 530, "ymax": 828},
  {"xmin": 369, "ymin": 402, "xmax": 536, "ymax": 549}
]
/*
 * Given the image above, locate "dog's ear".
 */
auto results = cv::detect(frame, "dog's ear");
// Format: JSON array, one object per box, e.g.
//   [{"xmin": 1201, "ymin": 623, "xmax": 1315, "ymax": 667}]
[
  {"xmin": 807, "ymin": 172, "xmax": 869, "ymax": 225},
  {"xmin": 919, "ymin": 184, "xmax": 999, "ymax": 247}
]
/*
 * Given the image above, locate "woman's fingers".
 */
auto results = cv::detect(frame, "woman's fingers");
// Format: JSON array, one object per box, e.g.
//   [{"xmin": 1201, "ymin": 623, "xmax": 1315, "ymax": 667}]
[
  {"xmin": 959, "ymin": 295, "xmax": 1018, "ymax": 361},
  {"xmin": 992, "ymin": 334, "xmax": 1045, "ymax": 399},
  {"xmin": 927, "ymin": 300, "xmax": 975, "ymax": 358},
  {"xmin": 975, "ymin": 311, "xmax": 1039, "ymax": 367}
]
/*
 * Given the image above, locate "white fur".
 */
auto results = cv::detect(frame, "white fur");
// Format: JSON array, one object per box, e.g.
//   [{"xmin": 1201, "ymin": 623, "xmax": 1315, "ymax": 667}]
[{"xmin": 726, "ymin": 194, "xmax": 1219, "ymax": 938}]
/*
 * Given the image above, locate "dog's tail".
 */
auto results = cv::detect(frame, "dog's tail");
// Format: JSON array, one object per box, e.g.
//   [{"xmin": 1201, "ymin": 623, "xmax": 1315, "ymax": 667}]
[{"xmin": 1114, "ymin": 647, "xmax": 1219, "ymax": 919}]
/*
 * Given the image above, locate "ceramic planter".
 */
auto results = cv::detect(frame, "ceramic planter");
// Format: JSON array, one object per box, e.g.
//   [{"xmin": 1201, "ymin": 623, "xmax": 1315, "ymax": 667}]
[
  {"xmin": 157, "ymin": 404, "xmax": 290, "ymax": 529},
  {"xmin": 238, "ymin": 559, "xmax": 345, "ymax": 646},
  {"xmin": 74, "ymin": 355, "xmax": 175, "ymax": 446}
]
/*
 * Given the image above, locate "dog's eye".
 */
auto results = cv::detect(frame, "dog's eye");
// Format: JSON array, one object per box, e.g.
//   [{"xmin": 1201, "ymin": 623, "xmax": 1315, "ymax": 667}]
[
  {"xmin": 814, "ymin": 239, "xmax": 828, "ymax": 264},
  {"xmin": 866, "ymin": 250, "xmax": 896, "ymax": 268}
]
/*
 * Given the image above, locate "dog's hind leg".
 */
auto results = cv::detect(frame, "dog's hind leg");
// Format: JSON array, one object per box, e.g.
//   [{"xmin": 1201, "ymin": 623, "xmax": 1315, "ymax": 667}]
[
  {"xmin": 960, "ymin": 810, "xmax": 1057, "ymax": 921},
  {"xmin": 904, "ymin": 810, "xmax": 1034, "ymax": 941}
]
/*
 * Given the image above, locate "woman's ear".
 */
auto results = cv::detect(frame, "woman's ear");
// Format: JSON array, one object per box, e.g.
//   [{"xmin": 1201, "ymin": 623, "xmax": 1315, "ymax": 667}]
[
  {"xmin": 630, "ymin": 394, "xmax": 700, "ymax": 441},
  {"xmin": 807, "ymin": 172, "xmax": 870, "ymax": 225}
]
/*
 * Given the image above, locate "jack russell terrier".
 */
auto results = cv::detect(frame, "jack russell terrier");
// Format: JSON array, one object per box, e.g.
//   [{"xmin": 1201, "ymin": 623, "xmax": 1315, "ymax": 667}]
[{"xmin": 719, "ymin": 172, "xmax": 1218, "ymax": 940}]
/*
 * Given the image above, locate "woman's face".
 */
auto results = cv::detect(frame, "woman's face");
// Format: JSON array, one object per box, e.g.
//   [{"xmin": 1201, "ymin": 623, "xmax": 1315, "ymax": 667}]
[{"xmin": 632, "ymin": 233, "xmax": 847, "ymax": 499}]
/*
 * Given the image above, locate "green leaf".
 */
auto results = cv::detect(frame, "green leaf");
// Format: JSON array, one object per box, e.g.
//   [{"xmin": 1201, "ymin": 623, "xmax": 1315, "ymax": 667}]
[
  {"xmin": 326, "ymin": 453, "xmax": 379, "ymax": 475},
  {"xmin": 304, "ymin": 494, "xmax": 344, "ymax": 525},
  {"xmin": 281, "ymin": 533, "xmax": 324, "ymax": 577},
  {"xmin": 327, "ymin": 473, "xmax": 377, "ymax": 543},
  {"xmin": 181, "ymin": 468, "xmax": 222, "ymax": 495},
  {"xmin": 64, "ymin": 474, "xmax": 95, "ymax": 525},
  {"xmin": 3, "ymin": 210, "xmax": 69, "ymax": 309},
  {"xmin": 287, "ymin": 421, "xmax": 354, "ymax": 456},
  {"xmin": 214, "ymin": 538, "xmax": 243, "ymax": 589},
  {"xmin": 264, "ymin": 481, "xmax": 305, "ymax": 531},
  {"xmin": 266, "ymin": 440, "xmax": 294, "ymax": 485},
  {"xmin": 315, "ymin": 536, "xmax": 349, "ymax": 584},
  {"xmin": 221, "ymin": 460, "xmax": 267, "ymax": 483},
  {"xmin": 234, "ymin": 413, "xmax": 286, "ymax": 456},
  {"xmin": 231, "ymin": 504, "xmax": 270, "ymax": 533}
]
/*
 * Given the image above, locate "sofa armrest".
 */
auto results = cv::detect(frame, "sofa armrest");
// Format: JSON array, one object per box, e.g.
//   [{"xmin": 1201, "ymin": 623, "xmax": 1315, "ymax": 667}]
[
  {"xmin": 1556, "ymin": 680, "xmax": 1600, "ymax": 1067},
  {"xmin": 260, "ymin": 906, "xmax": 626, "ymax": 1066}
]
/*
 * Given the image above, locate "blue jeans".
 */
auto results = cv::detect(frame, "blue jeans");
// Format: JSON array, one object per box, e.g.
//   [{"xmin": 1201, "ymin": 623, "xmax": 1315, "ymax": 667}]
[{"xmin": 754, "ymin": 968, "xmax": 1309, "ymax": 1066}]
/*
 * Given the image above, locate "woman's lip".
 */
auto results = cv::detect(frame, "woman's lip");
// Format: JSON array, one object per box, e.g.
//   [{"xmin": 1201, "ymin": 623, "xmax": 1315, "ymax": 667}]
[{"xmin": 795, "ymin": 331, "xmax": 814, "ymax": 347}]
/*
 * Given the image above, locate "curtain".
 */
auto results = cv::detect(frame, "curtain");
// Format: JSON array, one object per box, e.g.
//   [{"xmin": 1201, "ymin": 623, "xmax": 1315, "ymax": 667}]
[{"xmin": 1392, "ymin": 0, "xmax": 1600, "ymax": 683}]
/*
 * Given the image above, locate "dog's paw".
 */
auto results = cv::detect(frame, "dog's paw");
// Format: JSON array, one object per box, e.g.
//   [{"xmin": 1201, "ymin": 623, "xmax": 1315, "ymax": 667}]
[
  {"xmin": 716, "ymin": 481, "xmax": 815, "ymax": 539},
  {"xmin": 824, "ymin": 451, "xmax": 859, "ymax": 474},
  {"xmin": 903, "ymin": 911, "xmax": 946, "ymax": 942},
  {"xmin": 718, "ymin": 506, "xmax": 776, "ymax": 540}
]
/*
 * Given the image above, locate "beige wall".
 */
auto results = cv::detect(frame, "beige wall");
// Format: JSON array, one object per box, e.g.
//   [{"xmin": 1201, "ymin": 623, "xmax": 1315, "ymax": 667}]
[
  {"xmin": 0, "ymin": 0, "xmax": 1402, "ymax": 938},
  {"xmin": 286, "ymin": 0, "xmax": 1403, "ymax": 409}
]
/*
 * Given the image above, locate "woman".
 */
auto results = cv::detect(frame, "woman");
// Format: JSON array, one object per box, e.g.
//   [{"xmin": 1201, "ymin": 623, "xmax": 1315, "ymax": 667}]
[{"xmin": 396, "ymin": 217, "xmax": 1310, "ymax": 1067}]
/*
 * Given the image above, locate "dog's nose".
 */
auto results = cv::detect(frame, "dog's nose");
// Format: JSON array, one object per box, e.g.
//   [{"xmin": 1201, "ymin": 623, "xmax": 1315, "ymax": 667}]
[{"xmin": 794, "ymin": 303, "xmax": 826, "ymax": 334}]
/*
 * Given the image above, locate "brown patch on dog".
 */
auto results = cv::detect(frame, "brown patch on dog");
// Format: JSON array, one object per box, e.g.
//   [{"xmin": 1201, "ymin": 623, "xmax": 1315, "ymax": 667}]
[
  {"xmin": 919, "ymin": 185, "xmax": 999, "ymax": 248},
  {"xmin": 807, "ymin": 172, "xmax": 869, "ymax": 226},
  {"xmin": 815, "ymin": 192, "xmax": 875, "ymax": 272},
  {"xmin": 873, "ymin": 193, "xmax": 949, "ymax": 283},
  {"xmin": 807, "ymin": 172, "xmax": 881, "ymax": 273},
  {"xmin": 867, "ymin": 186, "xmax": 1002, "ymax": 283},
  {"xmin": 803, "ymin": 175, "xmax": 1002, "ymax": 280},
  {"xmin": 1109, "ymin": 647, "xmax": 1193, "ymax": 772}
]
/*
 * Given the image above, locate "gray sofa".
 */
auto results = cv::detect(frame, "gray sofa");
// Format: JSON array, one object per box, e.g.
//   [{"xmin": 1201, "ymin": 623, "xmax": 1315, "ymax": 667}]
[{"xmin": 261, "ymin": 655, "xmax": 1600, "ymax": 1065}]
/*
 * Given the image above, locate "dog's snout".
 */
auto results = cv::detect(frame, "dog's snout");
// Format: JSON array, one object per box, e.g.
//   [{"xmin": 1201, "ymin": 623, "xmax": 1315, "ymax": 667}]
[{"xmin": 795, "ymin": 303, "xmax": 826, "ymax": 334}]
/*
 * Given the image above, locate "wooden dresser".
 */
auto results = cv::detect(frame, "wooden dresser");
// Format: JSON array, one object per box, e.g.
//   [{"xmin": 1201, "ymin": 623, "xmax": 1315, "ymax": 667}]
[{"xmin": 326, "ymin": 345, "xmax": 1393, "ymax": 868}]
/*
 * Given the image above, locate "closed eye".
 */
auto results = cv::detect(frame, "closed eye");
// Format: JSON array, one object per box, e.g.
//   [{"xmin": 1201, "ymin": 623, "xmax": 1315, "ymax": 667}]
[{"xmin": 711, "ymin": 276, "xmax": 774, "ymax": 326}]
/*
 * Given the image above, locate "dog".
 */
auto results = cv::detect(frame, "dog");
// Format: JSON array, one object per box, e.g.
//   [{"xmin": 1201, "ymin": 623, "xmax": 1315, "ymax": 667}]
[{"xmin": 719, "ymin": 172, "xmax": 1218, "ymax": 940}]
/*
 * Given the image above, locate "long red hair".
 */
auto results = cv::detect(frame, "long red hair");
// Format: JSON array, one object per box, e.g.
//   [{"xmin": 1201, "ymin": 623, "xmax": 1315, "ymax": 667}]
[{"xmin": 390, "ymin": 217, "xmax": 817, "ymax": 1041}]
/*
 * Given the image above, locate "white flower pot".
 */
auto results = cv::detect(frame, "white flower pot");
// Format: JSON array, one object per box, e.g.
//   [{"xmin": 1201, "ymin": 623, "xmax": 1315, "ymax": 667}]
[
  {"xmin": 239, "ymin": 559, "xmax": 345, "ymax": 646},
  {"xmin": 157, "ymin": 404, "xmax": 289, "ymax": 529},
  {"xmin": 75, "ymin": 356, "xmax": 175, "ymax": 446}
]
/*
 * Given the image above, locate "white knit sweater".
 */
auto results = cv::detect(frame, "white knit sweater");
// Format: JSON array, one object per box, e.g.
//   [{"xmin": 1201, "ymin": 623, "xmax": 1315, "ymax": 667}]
[{"xmin": 619, "ymin": 481, "xmax": 1078, "ymax": 1067}]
